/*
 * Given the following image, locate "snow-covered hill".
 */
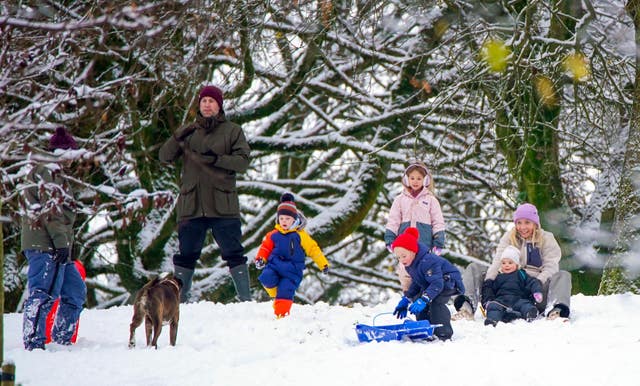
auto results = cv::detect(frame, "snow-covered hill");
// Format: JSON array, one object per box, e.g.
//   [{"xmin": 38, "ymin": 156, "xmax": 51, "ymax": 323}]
[{"xmin": 4, "ymin": 293, "xmax": 640, "ymax": 386}]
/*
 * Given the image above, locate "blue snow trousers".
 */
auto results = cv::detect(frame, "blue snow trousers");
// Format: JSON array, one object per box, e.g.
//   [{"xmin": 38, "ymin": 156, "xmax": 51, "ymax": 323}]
[{"xmin": 23, "ymin": 249, "xmax": 86, "ymax": 350}]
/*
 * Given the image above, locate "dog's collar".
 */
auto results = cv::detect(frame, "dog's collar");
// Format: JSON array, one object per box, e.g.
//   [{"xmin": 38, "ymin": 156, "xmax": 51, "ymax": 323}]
[{"xmin": 161, "ymin": 277, "xmax": 180, "ymax": 292}]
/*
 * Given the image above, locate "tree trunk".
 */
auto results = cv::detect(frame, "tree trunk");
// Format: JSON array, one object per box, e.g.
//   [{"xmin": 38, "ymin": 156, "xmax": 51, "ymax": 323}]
[
  {"xmin": 496, "ymin": 0, "xmax": 581, "ymax": 219},
  {"xmin": 599, "ymin": 0, "xmax": 640, "ymax": 295}
]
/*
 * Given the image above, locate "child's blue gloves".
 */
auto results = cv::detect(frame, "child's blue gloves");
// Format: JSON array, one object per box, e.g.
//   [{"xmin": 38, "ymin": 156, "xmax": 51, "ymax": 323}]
[
  {"xmin": 409, "ymin": 296, "xmax": 430, "ymax": 314},
  {"xmin": 393, "ymin": 296, "xmax": 410, "ymax": 319}
]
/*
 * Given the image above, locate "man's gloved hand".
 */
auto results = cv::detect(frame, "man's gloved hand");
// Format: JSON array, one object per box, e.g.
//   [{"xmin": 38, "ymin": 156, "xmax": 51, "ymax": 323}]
[
  {"xmin": 393, "ymin": 296, "xmax": 410, "ymax": 319},
  {"xmin": 409, "ymin": 296, "xmax": 430, "ymax": 315},
  {"xmin": 173, "ymin": 125, "xmax": 196, "ymax": 141},
  {"xmin": 321, "ymin": 265, "xmax": 329, "ymax": 275},
  {"xmin": 52, "ymin": 248, "xmax": 70, "ymax": 264},
  {"xmin": 255, "ymin": 258, "xmax": 266, "ymax": 270},
  {"xmin": 201, "ymin": 149, "xmax": 218, "ymax": 164}
]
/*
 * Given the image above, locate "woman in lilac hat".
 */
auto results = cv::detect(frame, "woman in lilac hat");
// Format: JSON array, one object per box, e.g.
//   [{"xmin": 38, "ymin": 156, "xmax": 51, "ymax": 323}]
[{"xmin": 452, "ymin": 203, "xmax": 571, "ymax": 321}]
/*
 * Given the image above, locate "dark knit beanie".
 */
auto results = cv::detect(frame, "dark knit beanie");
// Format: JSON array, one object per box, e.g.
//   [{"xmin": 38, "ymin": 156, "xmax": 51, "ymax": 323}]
[
  {"xmin": 391, "ymin": 227, "xmax": 420, "ymax": 253},
  {"xmin": 198, "ymin": 85, "xmax": 224, "ymax": 112},
  {"xmin": 49, "ymin": 126, "xmax": 78, "ymax": 151},
  {"xmin": 277, "ymin": 193, "xmax": 298, "ymax": 218}
]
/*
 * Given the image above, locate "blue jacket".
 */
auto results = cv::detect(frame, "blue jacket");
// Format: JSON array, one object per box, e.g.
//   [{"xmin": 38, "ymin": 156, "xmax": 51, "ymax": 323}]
[{"xmin": 404, "ymin": 244, "xmax": 464, "ymax": 301}]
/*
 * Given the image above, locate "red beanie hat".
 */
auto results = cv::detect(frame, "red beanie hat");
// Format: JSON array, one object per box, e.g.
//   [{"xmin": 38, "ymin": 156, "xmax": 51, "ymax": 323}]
[
  {"xmin": 198, "ymin": 85, "xmax": 224, "ymax": 112},
  {"xmin": 391, "ymin": 227, "xmax": 420, "ymax": 253}
]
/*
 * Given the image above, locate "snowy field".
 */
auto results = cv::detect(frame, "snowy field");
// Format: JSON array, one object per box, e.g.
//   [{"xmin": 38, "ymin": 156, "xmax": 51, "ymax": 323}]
[{"xmin": 4, "ymin": 293, "xmax": 640, "ymax": 386}]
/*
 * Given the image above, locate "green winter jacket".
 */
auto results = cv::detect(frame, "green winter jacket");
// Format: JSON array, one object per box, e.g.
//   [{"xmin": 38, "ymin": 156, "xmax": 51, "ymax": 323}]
[
  {"xmin": 159, "ymin": 114, "xmax": 250, "ymax": 221},
  {"xmin": 20, "ymin": 162, "xmax": 76, "ymax": 252}
]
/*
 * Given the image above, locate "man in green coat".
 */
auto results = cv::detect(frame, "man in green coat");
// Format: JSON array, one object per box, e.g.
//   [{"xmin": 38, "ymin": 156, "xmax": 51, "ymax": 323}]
[{"xmin": 159, "ymin": 85, "xmax": 251, "ymax": 302}]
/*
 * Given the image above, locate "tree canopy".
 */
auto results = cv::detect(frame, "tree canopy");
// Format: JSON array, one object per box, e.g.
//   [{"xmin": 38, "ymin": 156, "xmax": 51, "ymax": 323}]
[{"xmin": 1, "ymin": 0, "xmax": 638, "ymax": 309}]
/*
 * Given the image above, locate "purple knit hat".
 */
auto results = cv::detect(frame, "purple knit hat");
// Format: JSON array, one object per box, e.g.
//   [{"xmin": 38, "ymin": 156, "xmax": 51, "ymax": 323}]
[
  {"xmin": 198, "ymin": 85, "xmax": 224, "ymax": 113},
  {"xmin": 513, "ymin": 203, "xmax": 540, "ymax": 226},
  {"xmin": 49, "ymin": 126, "xmax": 78, "ymax": 151}
]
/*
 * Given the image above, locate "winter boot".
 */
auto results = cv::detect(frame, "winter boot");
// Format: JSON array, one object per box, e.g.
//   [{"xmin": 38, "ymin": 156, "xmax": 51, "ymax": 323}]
[
  {"xmin": 273, "ymin": 298, "xmax": 293, "ymax": 318},
  {"xmin": 230, "ymin": 264, "xmax": 252, "ymax": 302},
  {"xmin": 525, "ymin": 308, "xmax": 539, "ymax": 322},
  {"xmin": 484, "ymin": 318, "xmax": 498, "ymax": 327},
  {"xmin": 452, "ymin": 296, "xmax": 475, "ymax": 321},
  {"xmin": 546, "ymin": 306, "xmax": 562, "ymax": 320},
  {"xmin": 174, "ymin": 265, "xmax": 194, "ymax": 303}
]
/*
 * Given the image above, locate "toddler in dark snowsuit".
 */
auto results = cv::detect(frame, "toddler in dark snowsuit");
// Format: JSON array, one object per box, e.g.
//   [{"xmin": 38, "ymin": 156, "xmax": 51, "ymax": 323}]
[{"xmin": 481, "ymin": 245, "xmax": 543, "ymax": 326}]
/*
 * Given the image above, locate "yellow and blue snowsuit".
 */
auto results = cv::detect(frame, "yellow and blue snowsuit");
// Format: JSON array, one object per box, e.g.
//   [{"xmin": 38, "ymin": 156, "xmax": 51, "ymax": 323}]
[{"xmin": 255, "ymin": 217, "xmax": 328, "ymax": 316}]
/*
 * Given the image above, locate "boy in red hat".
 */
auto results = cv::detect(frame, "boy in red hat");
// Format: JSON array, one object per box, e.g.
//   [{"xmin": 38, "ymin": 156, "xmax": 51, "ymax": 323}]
[
  {"xmin": 254, "ymin": 193, "xmax": 329, "ymax": 318},
  {"xmin": 391, "ymin": 227, "xmax": 464, "ymax": 340}
]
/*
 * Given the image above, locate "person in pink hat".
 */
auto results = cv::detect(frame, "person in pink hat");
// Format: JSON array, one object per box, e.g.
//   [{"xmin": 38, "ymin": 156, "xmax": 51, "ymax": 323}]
[{"xmin": 452, "ymin": 203, "xmax": 571, "ymax": 321}]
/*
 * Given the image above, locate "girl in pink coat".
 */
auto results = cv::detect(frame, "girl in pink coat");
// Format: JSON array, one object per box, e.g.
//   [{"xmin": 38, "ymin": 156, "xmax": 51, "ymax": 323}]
[{"xmin": 385, "ymin": 161, "xmax": 446, "ymax": 290}]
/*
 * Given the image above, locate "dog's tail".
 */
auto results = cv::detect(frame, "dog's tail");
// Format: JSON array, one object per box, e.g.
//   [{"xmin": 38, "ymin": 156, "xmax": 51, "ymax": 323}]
[{"xmin": 138, "ymin": 276, "xmax": 163, "ymax": 312}]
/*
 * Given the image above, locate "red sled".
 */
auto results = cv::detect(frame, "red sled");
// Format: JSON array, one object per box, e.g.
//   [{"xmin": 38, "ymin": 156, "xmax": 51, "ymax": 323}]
[{"xmin": 45, "ymin": 260, "xmax": 86, "ymax": 344}]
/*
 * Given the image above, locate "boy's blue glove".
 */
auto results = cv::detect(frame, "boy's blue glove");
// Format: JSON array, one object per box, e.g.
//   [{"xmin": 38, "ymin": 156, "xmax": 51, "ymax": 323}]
[
  {"xmin": 393, "ymin": 296, "xmax": 410, "ymax": 319},
  {"xmin": 409, "ymin": 296, "xmax": 430, "ymax": 314}
]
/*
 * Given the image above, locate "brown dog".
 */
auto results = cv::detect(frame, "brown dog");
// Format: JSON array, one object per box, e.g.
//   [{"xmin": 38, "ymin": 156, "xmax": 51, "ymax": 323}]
[{"xmin": 128, "ymin": 273, "xmax": 182, "ymax": 349}]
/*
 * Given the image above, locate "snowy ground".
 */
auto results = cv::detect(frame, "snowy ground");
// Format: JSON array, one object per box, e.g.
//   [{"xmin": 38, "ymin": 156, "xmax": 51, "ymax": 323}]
[{"xmin": 3, "ymin": 293, "xmax": 640, "ymax": 386}]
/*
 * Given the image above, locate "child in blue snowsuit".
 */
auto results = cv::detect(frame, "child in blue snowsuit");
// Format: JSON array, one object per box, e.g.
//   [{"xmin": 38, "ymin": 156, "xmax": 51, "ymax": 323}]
[
  {"xmin": 21, "ymin": 127, "xmax": 87, "ymax": 350},
  {"xmin": 391, "ymin": 227, "xmax": 464, "ymax": 340},
  {"xmin": 481, "ymin": 245, "xmax": 543, "ymax": 326},
  {"xmin": 254, "ymin": 193, "xmax": 329, "ymax": 318}
]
